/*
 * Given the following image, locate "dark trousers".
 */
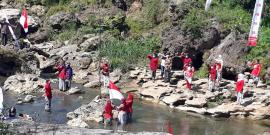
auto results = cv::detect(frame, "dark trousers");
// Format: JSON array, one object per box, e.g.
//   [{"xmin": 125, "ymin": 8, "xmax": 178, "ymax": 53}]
[
  {"xmin": 152, "ymin": 70, "xmax": 156, "ymax": 80},
  {"xmin": 164, "ymin": 69, "xmax": 171, "ymax": 83},
  {"xmin": 161, "ymin": 65, "xmax": 165, "ymax": 78},
  {"xmin": 1, "ymin": 33, "xmax": 7, "ymax": 46}
]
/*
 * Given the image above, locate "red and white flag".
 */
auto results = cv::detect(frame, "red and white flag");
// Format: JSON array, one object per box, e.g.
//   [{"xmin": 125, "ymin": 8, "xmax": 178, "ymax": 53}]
[
  {"xmin": 248, "ymin": 0, "xmax": 264, "ymax": 46},
  {"xmin": 205, "ymin": 0, "xmax": 212, "ymax": 11},
  {"xmin": 19, "ymin": 8, "xmax": 28, "ymax": 33},
  {"xmin": 109, "ymin": 81, "xmax": 124, "ymax": 100}
]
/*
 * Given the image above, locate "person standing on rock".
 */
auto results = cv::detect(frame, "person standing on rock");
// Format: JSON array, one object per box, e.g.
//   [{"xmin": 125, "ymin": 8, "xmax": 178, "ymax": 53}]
[
  {"xmin": 179, "ymin": 52, "xmax": 192, "ymax": 71},
  {"xmin": 101, "ymin": 60, "xmax": 110, "ymax": 93},
  {"xmin": 184, "ymin": 63, "xmax": 195, "ymax": 90},
  {"xmin": 117, "ymin": 99, "xmax": 127, "ymax": 126},
  {"xmin": 158, "ymin": 51, "xmax": 167, "ymax": 79},
  {"xmin": 164, "ymin": 55, "xmax": 172, "ymax": 83},
  {"xmin": 44, "ymin": 80, "xmax": 52, "ymax": 112},
  {"xmin": 235, "ymin": 73, "xmax": 244, "ymax": 104},
  {"xmin": 248, "ymin": 59, "xmax": 262, "ymax": 87},
  {"xmin": 147, "ymin": 51, "xmax": 159, "ymax": 81},
  {"xmin": 126, "ymin": 93, "xmax": 134, "ymax": 122},
  {"xmin": 56, "ymin": 59, "xmax": 66, "ymax": 91},
  {"xmin": 0, "ymin": 18, "xmax": 10, "ymax": 46},
  {"xmin": 209, "ymin": 64, "xmax": 217, "ymax": 91},
  {"xmin": 215, "ymin": 55, "xmax": 223, "ymax": 83},
  {"xmin": 103, "ymin": 100, "xmax": 114, "ymax": 127},
  {"xmin": 65, "ymin": 62, "xmax": 73, "ymax": 90}
]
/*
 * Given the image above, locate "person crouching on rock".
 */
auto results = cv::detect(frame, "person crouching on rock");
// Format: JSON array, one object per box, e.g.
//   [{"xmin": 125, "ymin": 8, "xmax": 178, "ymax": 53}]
[
  {"xmin": 126, "ymin": 93, "xmax": 134, "ymax": 122},
  {"xmin": 235, "ymin": 73, "xmax": 245, "ymax": 105},
  {"xmin": 44, "ymin": 80, "xmax": 52, "ymax": 112},
  {"xmin": 184, "ymin": 63, "xmax": 195, "ymax": 90},
  {"xmin": 208, "ymin": 63, "xmax": 217, "ymax": 91},
  {"xmin": 117, "ymin": 99, "xmax": 127, "ymax": 126},
  {"xmin": 56, "ymin": 59, "xmax": 66, "ymax": 91},
  {"xmin": 147, "ymin": 50, "xmax": 159, "ymax": 82},
  {"xmin": 103, "ymin": 100, "xmax": 114, "ymax": 127},
  {"xmin": 65, "ymin": 62, "xmax": 73, "ymax": 90}
]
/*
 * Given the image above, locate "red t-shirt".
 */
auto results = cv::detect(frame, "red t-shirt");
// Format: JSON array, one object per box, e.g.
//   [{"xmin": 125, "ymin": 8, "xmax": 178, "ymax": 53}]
[
  {"xmin": 147, "ymin": 55, "xmax": 159, "ymax": 71},
  {"xmin": 209, "ymin": 65, "xmax": 217, "ymax": 81},
  {"xmin": 57, "ymin": 65, "xmax": 66, "ymax": 80},
  {"xmin": 251, "ymin": 64, "xmax": 261, "ymax": 77},
  {"xmin": 235, "ymin": 80, "xmax": 244, "ymax": 92},
  {"xmin": 45, "ymin": 83, "xmax": 52, "ymax": 99}
]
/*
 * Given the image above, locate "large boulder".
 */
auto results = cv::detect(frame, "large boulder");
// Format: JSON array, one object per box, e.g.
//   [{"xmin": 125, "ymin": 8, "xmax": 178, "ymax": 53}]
[
  {"xmin": 161, "ymin": 94, "xmax": 186, "ymax": 106},
  {"xmin": 3, "ymin": 74, "xmax": 45, "ymax": 94},
  {"xmin": 140, "ymin": 87, "xmax": 174, "ymax": 101},
  {"xmin": 0, "ymin": 48, "xmax": 40, "ymax": 75},
  {"xmin": 48, "ymin": 12, "xmax": 80, "ymax": 30},
  {"xmin": 67, "ymin": 96, "xmax": 106, "ymax": 127},
  {"xmin": 207, "ymin": 32, "xmax": 248, "ymax": 76},
  {"xmin": 79, "ymin": 35, "xmax": 103, "ymax": 52}
]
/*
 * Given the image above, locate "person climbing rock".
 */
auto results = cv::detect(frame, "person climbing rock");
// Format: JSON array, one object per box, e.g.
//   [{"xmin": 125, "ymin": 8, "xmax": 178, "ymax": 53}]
[
  {"xmin": 117, "ymin": 99, "xmax": 127, "ymax": 125},
  {"xmin": 101, "ymin": 60, "xmax": 110, "ymax": 93},
  {"xmin": 56, "ymin": 59, "xmax": 66, "ymax": 91},
  {"xmin": 209, "ymin": 64, "xmax": 217, "ymax": 91},
  {"xmin": 103, "ymin": 100, "xmax": 114, "ymax": 127},
  {"xmin": 147, "ymin": 50, "xmax": 159, "ymax": 81},
  {"xmin": 0, "ymin": 18, "xmax": 9, "ymax": 46},
  {"xmin": 235, "ymin": 73, "xmax": 245, "ymax": 105},
  {"xmin": 215, "ymin": 55, "xmax": 223, "ymax": 83},
  {"xmin": 65, "ymin": 62, "xmax": 73, "ymax": 90},
  {"xmin": 248, "ymin": 59, "xmax": 262, "ymax": 87},
  {"xmin": 44, "ymin": 80, "xmax": 52, "ymax": 112},
  {"xmin": 184, "ymin": 63, "xmax": 195, "ymax": 90},
  {"xmin": 179, "ymin": 52, "xmax": 192, "ymax": 71},
  {"xmin": 126, "ymin": 93, "xmax": 134, "ymax": 122}
]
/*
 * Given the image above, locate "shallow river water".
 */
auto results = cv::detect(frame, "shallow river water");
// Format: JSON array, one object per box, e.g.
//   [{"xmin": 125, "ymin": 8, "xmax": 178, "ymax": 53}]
[{"xmin": 3, "ymin": 83, "xmax": 270, "ymax": 135}]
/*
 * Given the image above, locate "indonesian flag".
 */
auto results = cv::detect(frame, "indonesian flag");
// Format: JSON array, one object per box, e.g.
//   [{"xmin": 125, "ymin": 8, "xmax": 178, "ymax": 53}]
[
  {"xmin": 248, "ymin": 0, "xmax": 264, "ymax": 46},
  {"xmin": 109, "ymin": 81, "xmax": 124, "ymax": 100},
  {"xmin": 19, "ymin": 8, "xmax": 28, "ymax": 33}
]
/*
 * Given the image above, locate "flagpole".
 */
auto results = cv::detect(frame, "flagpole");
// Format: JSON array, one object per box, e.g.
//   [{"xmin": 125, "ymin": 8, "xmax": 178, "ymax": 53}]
[{"xmin": 97, "ymin": 1, "xmax": 102, "ymax": 97}]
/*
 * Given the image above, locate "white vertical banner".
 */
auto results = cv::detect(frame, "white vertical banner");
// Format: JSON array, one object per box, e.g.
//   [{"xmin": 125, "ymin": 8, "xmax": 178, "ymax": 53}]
[
  {"xmin": 4, "ymin": 15, "xmax": 19, "ymax": 47},
  {"xmin": 248, "ymin": 0, "xmax": 264, "ymax": 46},
  {"xmin": 205, "ymin": 0, "xmax": 212, "ymax": 11}
]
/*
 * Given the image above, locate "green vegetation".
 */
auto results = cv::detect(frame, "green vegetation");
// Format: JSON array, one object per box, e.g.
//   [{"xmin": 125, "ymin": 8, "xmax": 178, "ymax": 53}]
[
  {"xmin": 195, "ymin": 64, "xmax": 209, "ymax": 78},
  {"xmin": 100, "ymin": 37, "xmax": 160, "ymax": 71},
  {"xmin": 54, "ymin": 22, "xmax": 77, "ymax": 42}
]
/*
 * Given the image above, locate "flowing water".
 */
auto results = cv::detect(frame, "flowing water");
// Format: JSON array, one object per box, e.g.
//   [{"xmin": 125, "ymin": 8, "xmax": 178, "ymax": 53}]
[{"xmin": 3, "ymin": 83, "xmax": 270, "ymax": 135}]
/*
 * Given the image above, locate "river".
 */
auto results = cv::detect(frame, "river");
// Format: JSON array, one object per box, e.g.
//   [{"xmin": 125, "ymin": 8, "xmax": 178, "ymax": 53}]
[{"xmin": 3, "ymin": 83, "xmax": 270, "ymax": 135}]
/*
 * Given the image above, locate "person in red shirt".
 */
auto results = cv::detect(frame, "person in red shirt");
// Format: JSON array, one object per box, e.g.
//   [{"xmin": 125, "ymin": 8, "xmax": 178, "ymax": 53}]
[
  {"xmin": 184, "ymin": 63, "xmax": 195, "ymax": 90},
  {"xmin": 179, "ymin": 52, "xmax": 192, "ymax": 71},
  {"xmin": 235, "ymin": 73, "xmax": 244, "ymax": 104},
  {"xmin": 126, "ymin": 93, "xmax": 134, "ymax": 122},
  {"xmin": 56, "ymin": 59, "xmax": 66, "ymax": 91},
  {"xmin": 249, "ymin": 59, "xmax": 262, "ymax": 86},
  {"xmin": 44, "ymin": 80, "xmax": 52, "ymax": 112},
  {"xmin": 147, "ymin": 51, "xmax": 159, "ymax": 81},
  {"xmin": 117, "ymin": 99, "xmax": 127, "ymax": 125},
  {"xmin": 215, "ymin": 55, "xmax": 223, "ymax": 83},
  {"xmin": 208, "ymin": 64, "xmax": 217, "ymax": 91},
  {"xmin": 103, "ymin": 100, "xmax": 114, "ymax": 127}
]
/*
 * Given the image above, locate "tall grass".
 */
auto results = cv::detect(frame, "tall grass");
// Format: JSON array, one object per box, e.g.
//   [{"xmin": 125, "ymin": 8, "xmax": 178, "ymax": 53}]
[{"xmin": 100, "ymin": 37, "xmax": 160, "ymax": 71}]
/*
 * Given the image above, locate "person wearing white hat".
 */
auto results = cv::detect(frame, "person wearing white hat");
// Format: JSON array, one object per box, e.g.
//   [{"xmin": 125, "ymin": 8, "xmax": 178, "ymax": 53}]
[
  {"xmin": 215, "ymin": 55, "xmax": 223, "ymax": 83},
  {"xmin": 235, "ymin": 73, "xmax": 245, "ymax": 104}
]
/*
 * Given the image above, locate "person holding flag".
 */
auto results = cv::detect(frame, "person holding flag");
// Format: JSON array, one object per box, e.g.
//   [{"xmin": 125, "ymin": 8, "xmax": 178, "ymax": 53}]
[
  {"xmin": 103, "ymin": 99, "xmax": 114, "ymax": 127},
  {"xmin": 19, "ymin": 5, "xmax": 28, "ymax": 38}
]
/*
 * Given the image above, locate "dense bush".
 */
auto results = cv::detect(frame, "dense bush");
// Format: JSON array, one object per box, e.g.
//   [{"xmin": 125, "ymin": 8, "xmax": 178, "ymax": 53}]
[{"xmin": 100, "ymin": 37, "xmax": 160, "ymax": 70}]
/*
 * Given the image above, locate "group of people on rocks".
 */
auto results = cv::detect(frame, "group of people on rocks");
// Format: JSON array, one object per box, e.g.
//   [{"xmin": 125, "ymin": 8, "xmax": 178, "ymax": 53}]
[
  {"xmin": 147, "ymin": 50, "xmax": 196, "ymax": 90},
  {"xmin": 103, "ymin": 93, "xmax": 134, "ymax": 127},
  {"xmin": 147, "ymin": 50, "xmax": 263, "ymax": 105},
  {"xmin": 42, "ymin": 58, "xmax": 74, "ymax": 112}
]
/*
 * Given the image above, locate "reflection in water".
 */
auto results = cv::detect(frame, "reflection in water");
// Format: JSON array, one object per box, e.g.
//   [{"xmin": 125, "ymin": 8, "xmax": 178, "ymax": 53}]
[{"xmin": 3, "ymin": 83, "xmax": 270, "ymax": 135}]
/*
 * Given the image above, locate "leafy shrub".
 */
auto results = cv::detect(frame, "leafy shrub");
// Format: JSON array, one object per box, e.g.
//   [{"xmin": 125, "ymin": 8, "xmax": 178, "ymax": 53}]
[
  {"xmin": 46, "ymin": 5, "xmax": 77, "ymax": 16},
  {"xmin": 100, "ymin": 37, "xmax": 160, "ymax": 70},
  {"xmin": 54, "ymin": 22, "xmax": 77, "ymax": 41},
  {"xmin": 143, "ymin": 0, "xmax": 167, "ymax": 25},
  {"xmin": 126, "ymin": 17, "xmax": 152, "ymax": 35},
  {"xmin": 195, "ymin": 64, "xmax": 209, "ymax": 78}
]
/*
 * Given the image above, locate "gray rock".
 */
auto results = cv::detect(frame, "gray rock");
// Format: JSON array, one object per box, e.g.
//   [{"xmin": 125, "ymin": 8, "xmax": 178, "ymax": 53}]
[
  {"xmin": 48, "ymin": 12, "xmax": 79, "ymax": 30},
  {"xmin": 185, "ymin": 97, "xmax": 207, "ymax": 108},
  {"xmin": 84, "ymin": 80, "xmax": 100, "ymax": 88},
  {"xmin": 68, "ymin": 87, "xmax": 82, "ymax": 95},
  {"xmin": 79, "ymin": 35, "xmax": 102, "ymax": 52},
  {"xmin": 23, "ymin": 95, "xmax": 35, "ymax": 103}
]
